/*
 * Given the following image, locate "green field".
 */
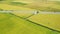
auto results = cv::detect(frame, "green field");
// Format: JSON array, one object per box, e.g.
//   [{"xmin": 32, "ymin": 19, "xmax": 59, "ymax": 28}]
[{"xmin": 0, "ymin": 13, "xmax": 60, "ymax": 34}]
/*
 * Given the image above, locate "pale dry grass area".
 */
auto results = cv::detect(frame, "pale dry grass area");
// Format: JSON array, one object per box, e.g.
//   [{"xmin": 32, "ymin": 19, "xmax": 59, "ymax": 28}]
[{"xmin": 28, "ymin": 14, "xmax": 60, "ymax": 31}]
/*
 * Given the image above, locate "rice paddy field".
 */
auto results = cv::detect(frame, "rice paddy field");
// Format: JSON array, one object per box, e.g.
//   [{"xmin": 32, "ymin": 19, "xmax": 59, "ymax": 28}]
[{"xmin": 0, "ymin": 0, "xmax": 60, "ymax": 34}]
